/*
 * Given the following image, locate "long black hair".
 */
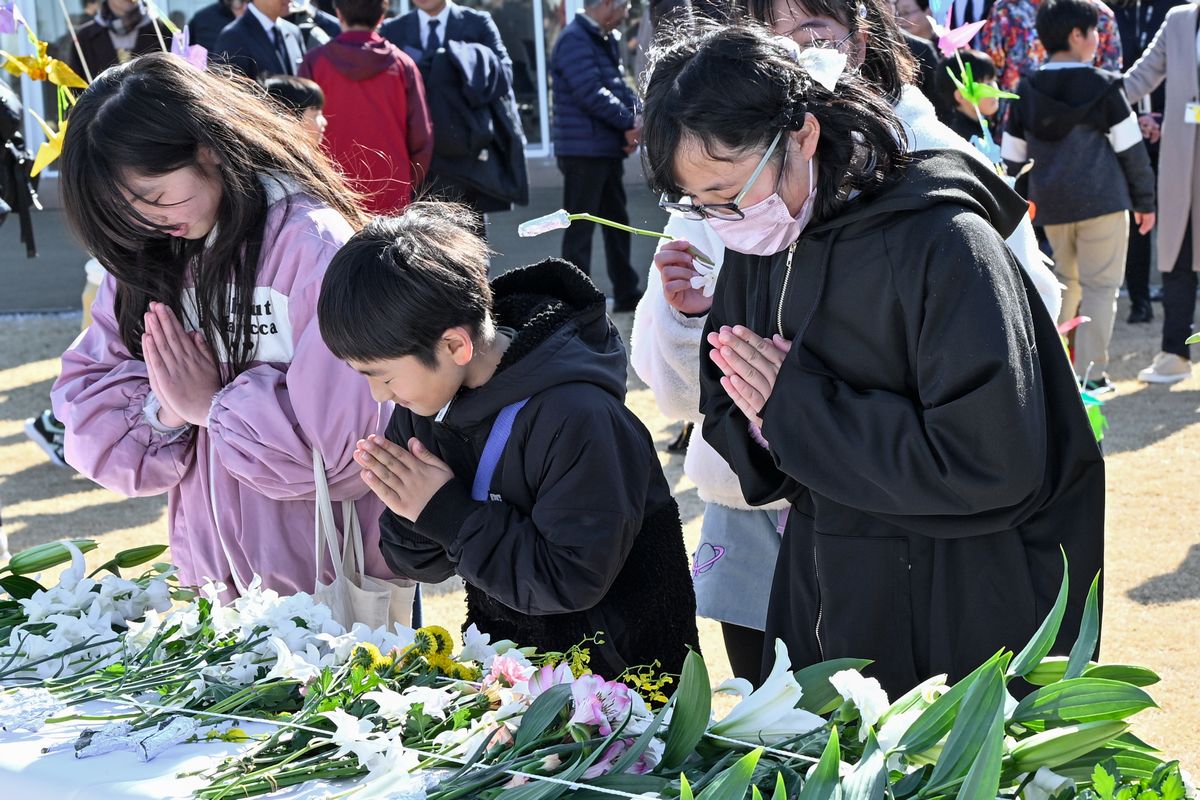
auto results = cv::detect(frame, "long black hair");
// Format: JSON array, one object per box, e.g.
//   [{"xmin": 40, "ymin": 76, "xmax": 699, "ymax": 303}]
[
  {"xmin": 60, "ymin": 52, "xmax": 367, "ymax": 382},
  {"xmin": 738, "ymin": 0, "xmax": 917, "ymax": 101},
  {"xmin": 641, "ymin": 21, "xmax": 906, "ymax": 225}
]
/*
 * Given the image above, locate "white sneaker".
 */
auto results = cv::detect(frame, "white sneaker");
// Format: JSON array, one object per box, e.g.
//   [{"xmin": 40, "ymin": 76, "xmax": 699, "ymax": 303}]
[{"xmin": 1137, "ymin": 352, "xmax": 1193, "ymax": 384}]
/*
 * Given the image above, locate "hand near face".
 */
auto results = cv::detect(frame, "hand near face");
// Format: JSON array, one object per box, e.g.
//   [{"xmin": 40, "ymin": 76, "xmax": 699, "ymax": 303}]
[
  {"xmin": 707, "ymin": 325, "xmax": 792, "ymax": 430},
  {"xmin": 142, "ymin": 302, "xmax": 222, "ymax": 428},
  {"xmin": 354, "ymin": 435, "xmax": 455, "ymax": 523}
]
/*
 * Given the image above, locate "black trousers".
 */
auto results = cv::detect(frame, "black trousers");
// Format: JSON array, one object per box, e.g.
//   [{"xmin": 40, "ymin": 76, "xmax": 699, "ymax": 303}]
[
  {"xmin": 1124, "ymin": 143, "xmax": 1159, "ymax": 307},
  {"xmin": 1162, "ymin": 221, "xmax": 1197, "ymax": 359},
  {"xmin": 557, "ymin": 156, "xmax": 639, "ymax": 304}
]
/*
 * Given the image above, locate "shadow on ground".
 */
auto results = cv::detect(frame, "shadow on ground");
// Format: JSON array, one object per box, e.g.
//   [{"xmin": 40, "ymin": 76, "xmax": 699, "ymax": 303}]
[{"xmin": 1127, "ymin": 543, "xmax": 1200, "ymax": 605}]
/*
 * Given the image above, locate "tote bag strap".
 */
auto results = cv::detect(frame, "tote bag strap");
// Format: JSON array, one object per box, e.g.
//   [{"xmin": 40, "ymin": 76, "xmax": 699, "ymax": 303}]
[
  {"xmin": 312, "ymin": 448, "xmax": 349, "ymax": 584},
  {"xmin": 469, "ymin": 398, "xmax": 530, "ymax": 502}
]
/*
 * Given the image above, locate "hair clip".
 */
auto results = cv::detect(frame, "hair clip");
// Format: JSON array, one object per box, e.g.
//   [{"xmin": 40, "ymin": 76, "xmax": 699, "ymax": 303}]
[
  {"xmin": 857, "ymin": 2, "xmax": 868, "ymax": 19},
  {"xmin": 775, "ymin": 35, "xmax": 847, "ymax": 93}
]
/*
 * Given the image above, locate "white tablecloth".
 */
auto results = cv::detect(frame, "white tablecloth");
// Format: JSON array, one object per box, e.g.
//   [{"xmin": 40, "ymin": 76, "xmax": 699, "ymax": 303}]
[{"xmin": 0, "ymin": 701, "xmax": 336, "ymax": 799}]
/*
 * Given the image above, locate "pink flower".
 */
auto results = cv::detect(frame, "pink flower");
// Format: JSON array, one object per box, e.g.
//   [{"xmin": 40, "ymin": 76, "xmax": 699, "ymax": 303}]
[
  {"xmin": 487, "ymin": 655, "xmax": 535, "ymax": 688},
  {"xmin": 568, "ymin": 675, "xmax": 633, "ymax": 737},
  {"xmin": 582, "ymin": 737, "xmax": 663, "ymax": 779},
  {"xmin": 519, "ymin": 663, "xmax": 574, "ymax": 698}
]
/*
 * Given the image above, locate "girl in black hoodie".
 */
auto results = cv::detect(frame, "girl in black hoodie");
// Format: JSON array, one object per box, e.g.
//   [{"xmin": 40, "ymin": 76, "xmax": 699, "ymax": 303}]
[{"xmin": 641, "ymin": 22, "xmax": 1104, "ymax": 696}]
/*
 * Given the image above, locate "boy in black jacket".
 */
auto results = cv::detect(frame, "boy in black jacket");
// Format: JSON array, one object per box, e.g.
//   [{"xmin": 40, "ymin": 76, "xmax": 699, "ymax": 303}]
[
  {"xmin": 1001, "ymin": 0, "xmax": 1156, "ymax": 393},
  {"xmin": 317, "ymin": 202, "xmax": 698, "ymax": 679}
]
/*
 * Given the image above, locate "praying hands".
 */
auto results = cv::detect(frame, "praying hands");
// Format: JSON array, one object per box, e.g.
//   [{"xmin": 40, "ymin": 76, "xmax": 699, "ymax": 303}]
[
  {"xmin": 141, "ymin": 302, "xmax": 222, "ymax": 428},
  {"xmin": 354, "ymin": 434, "xmax": 455, "ymax": 523},
  {"xmin": 707, "ymin": 325, "xmax": 792, "ymax": 431}
]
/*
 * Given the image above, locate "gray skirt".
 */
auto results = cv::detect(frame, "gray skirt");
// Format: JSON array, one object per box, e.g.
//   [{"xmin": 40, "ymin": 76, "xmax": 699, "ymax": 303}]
[{"xmin": 692, "ymin": 504, "xmax": 785, "ymax": 630}]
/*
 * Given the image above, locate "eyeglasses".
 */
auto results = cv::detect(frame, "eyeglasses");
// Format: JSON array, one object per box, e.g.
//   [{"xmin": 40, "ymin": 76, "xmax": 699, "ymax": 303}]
[
  {"xmin": 778, "ymin": 26, "xmax": 856, "ymax": 51},
  {"xmin": 659, "ymin": 129, "xmax": 786, "ymax": 221}
]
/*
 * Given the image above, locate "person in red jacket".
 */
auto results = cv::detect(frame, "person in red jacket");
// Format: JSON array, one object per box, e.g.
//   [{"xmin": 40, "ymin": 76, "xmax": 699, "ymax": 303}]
[{"xmin": 300, "ymin": 0, "xmax": 433, "ymax": 214}]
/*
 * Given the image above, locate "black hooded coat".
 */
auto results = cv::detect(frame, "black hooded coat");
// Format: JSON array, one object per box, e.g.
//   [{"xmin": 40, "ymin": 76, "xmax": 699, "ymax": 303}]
[
  {"xmin": 699, "ymin": 149, "xmax": 1105, "ymax": 695},
  {"xmin": 380, "ymin": 260, "xmax": 699, "ymax": 678}
]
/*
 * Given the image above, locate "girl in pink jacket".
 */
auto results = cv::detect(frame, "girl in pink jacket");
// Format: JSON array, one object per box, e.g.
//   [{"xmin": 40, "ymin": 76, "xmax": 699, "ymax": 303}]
[{"xmin": 51, "ymin": 53, "xmax": 394, "ymax": 597}]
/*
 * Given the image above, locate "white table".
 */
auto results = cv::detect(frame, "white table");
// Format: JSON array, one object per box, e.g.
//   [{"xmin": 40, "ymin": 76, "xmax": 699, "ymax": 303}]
[{"xmin": 0, "ymin": 701, "xmax": 339, "ymax": 799}]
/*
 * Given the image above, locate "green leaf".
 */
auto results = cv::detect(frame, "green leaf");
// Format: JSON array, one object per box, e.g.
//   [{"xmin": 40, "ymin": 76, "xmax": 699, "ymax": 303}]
[
  {"xmin": 1093, "ymin": 763, "xmax": 1117, "ymax": 800},
  {"xmin": 0, "ymin": 574, "xmax": 45, "ymax": 600},
  {"xmin": 1011, "ymin": 551, "xmax": 1070, "ymax": 678},
  {"xmin": 793, "ymin": 658, "xmax": 873, "ymax": 714},
  {"xmin": 772, "ymin": 773, "xmax": 788, "ymax": 800},
  {"xmin": 1082, "ymin": 664, "xmax": 1160, "ymax": 687},
  {"xmin": 1026, "ymin": 657, "xmax": 1075, "ymax": 687},
  {"xmin": 798, "ymin": 727, "xmax": 841, "ymax": 800},
  {"xmin": 1011, "ymin": 679, "xmax": 1156, "ymax": 726},
  {"xmin": 842, "ymin": 735, "xmax": 887, "ymax": 800},
  {"xmin": 955, "ymin": 690, "xmax": 1005, "ymax": 800},
  {"xmin": 1011, "ymin": 720, "xmax": 1130, "ymax": 771},
  {"xmin": 925, "ymin": 664, "xmax": 1005, "ymax": 793},
  {"xmin": 898, "ymin": 651, "xmax": 1008, "ymax": 757},
  {"xmin": 682, "ymin": 773, "xmax": 696, "ymax": 800},
  {"xmin": 662, "ymin": 650, "xmax": 711, "ymax": 770},
  {"xmin": 1185, "ymin": 332, "xmax": 1200, "ymax": 345},
  {"xmin": 513, "ymin": 683, "xmax": 573, "ymax": 752},
  {"xmin": 698, "ymin": 748, "xmax": 763, "ymax": 800},
  {"xmin": 1064, "ymin": 573, "xmax": 1102, "ymax": 680},
  {"xmin": 113, "ymin": 544, "xmax": 169, "ymax": 569},
  {"xmin": 1159, "ymin": 768, "xmax": 1186, "ymax": 800},
  {"xmin": 610, "ymin": 692, "xmax": 675, "ymax": 774}
]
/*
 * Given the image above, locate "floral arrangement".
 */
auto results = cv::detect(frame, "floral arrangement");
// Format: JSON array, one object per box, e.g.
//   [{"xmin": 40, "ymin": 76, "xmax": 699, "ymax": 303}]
[{"xmin": 0, "ymin": 542, "xmax": 1193, "ymax": 800}]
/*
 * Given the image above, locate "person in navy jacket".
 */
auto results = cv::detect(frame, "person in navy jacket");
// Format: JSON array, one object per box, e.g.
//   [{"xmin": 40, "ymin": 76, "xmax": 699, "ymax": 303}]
[
  {"xmin": 550, "ymin": 0, "xmax": 642, "ymax": 312},
  {"xmin": 214, "ymin": 0, "xmax": 307, "ymax": 80},
  {"xmin": 379, "ymin": 0, "xmax": 527, "ymax": 224}
]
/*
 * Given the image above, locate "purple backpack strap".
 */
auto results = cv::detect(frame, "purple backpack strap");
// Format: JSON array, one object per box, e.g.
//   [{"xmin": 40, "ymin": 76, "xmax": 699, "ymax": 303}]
[{"xmin": 470, "ymin": 398, "xmax": 530, "ymax": 502}]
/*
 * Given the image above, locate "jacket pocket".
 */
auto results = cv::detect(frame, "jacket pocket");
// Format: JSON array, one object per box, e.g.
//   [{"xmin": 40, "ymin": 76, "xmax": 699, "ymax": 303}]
[{"xmin": 814, "ymin": 532, "xmax": 920, "ymax": 695}]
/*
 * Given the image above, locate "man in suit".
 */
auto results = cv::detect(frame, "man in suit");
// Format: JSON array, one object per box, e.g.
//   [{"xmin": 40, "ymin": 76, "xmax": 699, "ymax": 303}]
[
  {"xmin": 379, "ymin": 0, "xmax": 526, "ymax": 228},
  {"xmin": 214, "ymin": 0, "xmax": 306, "ymax": 80}
]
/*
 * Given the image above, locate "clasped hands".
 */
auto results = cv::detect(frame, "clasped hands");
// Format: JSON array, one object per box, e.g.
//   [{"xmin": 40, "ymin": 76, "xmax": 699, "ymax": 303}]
[
  {"xmin": 708, "ymin": 325, "xmax": 792, "ymax": 431},
  {"xmin": 142, "ymin": 302, "xmax": 222, "ymax": 429},
  {"xmin": 355, "ymin": 434, "xmax": 455, "ymax": 523}
]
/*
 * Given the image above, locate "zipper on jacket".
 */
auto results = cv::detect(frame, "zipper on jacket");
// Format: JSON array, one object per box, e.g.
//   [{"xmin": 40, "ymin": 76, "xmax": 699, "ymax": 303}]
[
  {"xmin": 777, "ymin": 241, "xmax": 798, "ymax": 337},
  {"xmin": 812, "ymin": 540, "xmax": 825, "ymax": 661}
]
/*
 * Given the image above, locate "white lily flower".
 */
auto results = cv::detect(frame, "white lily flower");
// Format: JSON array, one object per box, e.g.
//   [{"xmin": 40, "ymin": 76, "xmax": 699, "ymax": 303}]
[
  {"xmin": 709, "ymin": 639, "xmax": 826, "ymax": 746},
  {"xmin": 263, "ymin": 637, "xmax": 324, "ymax": 683},
  {"xmin": 320, "ymin": 709, "xmax": 389, "ymax": 768},
  {"xmin": 688, "ymin": 260, "xmax": 721, "ymax": 298},
  {"xmin": 1023, "ymin": 767, "xmax": 1074, "ymax": 800},
  {"xmin": 458, "ymin": 623, "xmax": 497, "ymax": 665},
  {"xmin": 876, "ymin": 707, "xmax": 923, "ymax": 770},
  {"xmin": 829, "ymin": 669, "xmax": 890, "ymax": 734}
]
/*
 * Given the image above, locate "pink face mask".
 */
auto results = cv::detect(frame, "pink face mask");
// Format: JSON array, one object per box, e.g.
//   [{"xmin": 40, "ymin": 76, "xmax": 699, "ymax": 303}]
[{"xmin": 708, "ymin": 156, "xmax": 817, "ymax": 257}]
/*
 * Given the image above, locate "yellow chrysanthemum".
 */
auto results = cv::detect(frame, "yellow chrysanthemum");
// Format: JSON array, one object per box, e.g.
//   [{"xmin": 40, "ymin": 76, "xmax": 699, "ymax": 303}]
[
  {"xmin": 412, "ymin": 625, "xmax": 455, "ymax": 658},
  {"xmin": 351, "ymin": 642, "xmax": 384, "ymax": 670}
]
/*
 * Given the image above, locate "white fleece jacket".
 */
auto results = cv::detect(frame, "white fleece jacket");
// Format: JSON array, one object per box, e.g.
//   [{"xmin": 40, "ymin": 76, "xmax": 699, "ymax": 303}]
[{"xmin": 630, "ymin": 85, "xmax": 1063, "ymax": 512}]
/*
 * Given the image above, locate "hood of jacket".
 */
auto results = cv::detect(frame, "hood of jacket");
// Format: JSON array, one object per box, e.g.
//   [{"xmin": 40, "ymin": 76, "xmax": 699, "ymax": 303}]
[
  {"xmin": 1018, "ymin": 65, "xmax": 1122, "ymax": 142},
  {"xmin": 777, "ymin": 148, "xmax": 1029, "ymax": 347},
  {"xmin": 444, "ymin": 259, "xmax": 628, "ymax": 426},
  {"xmin": 319, "ymin": 31, "xmax": 401, "ymax": 80}
]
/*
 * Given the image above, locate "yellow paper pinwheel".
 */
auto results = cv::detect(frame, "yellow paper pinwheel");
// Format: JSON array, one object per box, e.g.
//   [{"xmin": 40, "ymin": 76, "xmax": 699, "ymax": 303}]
[
  {"xmin": 28, "ymin": 110, "xmax": 67, "ymax": 177},
  {"xmin": 1, "ymin": 39, "xmax": 87, "ymax": 88}
]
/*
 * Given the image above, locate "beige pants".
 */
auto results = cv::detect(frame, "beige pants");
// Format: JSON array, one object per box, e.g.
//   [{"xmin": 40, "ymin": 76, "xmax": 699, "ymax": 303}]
[{"xmin": 1046, "ymin": 211, "xmax": 1130, "ymax": 378}]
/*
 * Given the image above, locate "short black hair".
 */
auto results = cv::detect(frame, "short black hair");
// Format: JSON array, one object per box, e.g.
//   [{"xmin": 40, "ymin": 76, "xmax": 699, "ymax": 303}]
[
  {"xmin": 263, "ymin": 76, "xmax": 325, "ymax": 115},
  {"xmin": 334, "ymin": 0, "xmax": 387, "ymax": 28},
  {"xmin": 318, "ymin": 202, "xmax": 493, "ymax": 367},
  {"xmin": 934, "ymin": 49, "xmax": 997, "ymax": 110},
  {"xmin": 1036, "ymin": 0, "xmax": 1098, "ymax": 55}
]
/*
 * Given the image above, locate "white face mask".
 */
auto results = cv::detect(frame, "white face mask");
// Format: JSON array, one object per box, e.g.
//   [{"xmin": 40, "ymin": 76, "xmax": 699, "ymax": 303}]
[{"xmin": 708, "ymin": 154, "xmax": 817, "ymax": 257}]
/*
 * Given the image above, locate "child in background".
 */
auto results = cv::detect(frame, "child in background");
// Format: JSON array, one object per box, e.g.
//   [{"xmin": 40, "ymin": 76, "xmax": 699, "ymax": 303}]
[
  {"xmin": 52, "ymin": 54, "xmax": 395, "ymax": 597},
  {"xmin": 317, "ymin": 202, "xmax": 699, "ymax": 678},
  {"xmin": 264, "ymin": 75, "xmax": 329, "ymax": 146},
  {"xmin": 934, "ymin": 49, "xmax": 1001, "ymax": 141},
  {"xmin": 1002, "ymin": 0, "xmax": 1156, "ymax": 393},
  {"xmin": 300, "ymin": 0, "xmax": 432, "ymax": 214}
]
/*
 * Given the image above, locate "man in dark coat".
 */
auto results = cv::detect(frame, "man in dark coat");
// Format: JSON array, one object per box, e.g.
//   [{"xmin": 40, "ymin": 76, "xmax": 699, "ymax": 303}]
[
  {"xmin": 379, "ymin": 0, "xmax": 528, "ymax": 227},
  {"xmin": 550, "ymin": 0, "xmax": 643, "ymax": 312},
  {"xmin": 187, "ymin": 0, "xmax": 246, "ymax": 53},
  {"xmin": 213, "ymin": 0, "xmax": 307, "ymax": 79}
]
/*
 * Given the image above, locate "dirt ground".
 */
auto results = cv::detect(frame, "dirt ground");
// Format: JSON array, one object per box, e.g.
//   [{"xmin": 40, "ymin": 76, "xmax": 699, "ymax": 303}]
[{"xmin": 0, "ymin": 303, "xmax": 1196, "ymax": 772}]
